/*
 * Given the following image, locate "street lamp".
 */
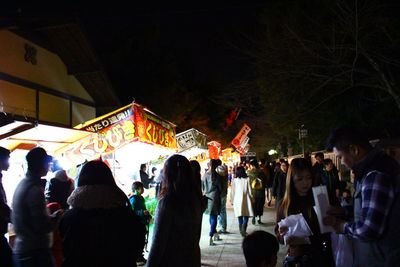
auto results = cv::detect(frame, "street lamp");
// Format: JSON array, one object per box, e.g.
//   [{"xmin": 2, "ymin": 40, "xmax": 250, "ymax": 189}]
[
  {"xmin": 268, "ymin": 149, "xmax": 277, "ymax": 156},
  {"xmin": 298, "ymin": 126, "xmax": 308, "ymax": 157}
]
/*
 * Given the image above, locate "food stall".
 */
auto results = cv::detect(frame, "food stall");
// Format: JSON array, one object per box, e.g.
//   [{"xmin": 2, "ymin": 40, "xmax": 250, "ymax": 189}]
[
  {"xmin": 55, "ymin": 103, "xmax": 177, "ymax": 195},
  {"xmin": 221, "ymin": 147, "xmax": 241, "ymax": 166}
]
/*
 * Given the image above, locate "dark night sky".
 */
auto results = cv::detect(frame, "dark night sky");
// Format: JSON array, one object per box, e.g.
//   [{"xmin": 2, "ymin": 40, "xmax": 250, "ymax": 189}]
[{"xmin": 78, "ymin": 4, "xmax": 266, "ymax": 105}]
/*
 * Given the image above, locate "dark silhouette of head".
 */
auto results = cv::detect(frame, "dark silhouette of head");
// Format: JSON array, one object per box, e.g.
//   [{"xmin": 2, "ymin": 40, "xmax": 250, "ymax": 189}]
[
  {"xmin": 326, "ymin": 126, "xmax": 372, "ymax": 152},
  {"xmin": 249, "ymin": 159, "xmax": 259, "ymax": 168},
  {"xmin": 160, "ymin": 154, "xmax": 200, "ymax": 202},
  {"xmin": 0, "ymin": 146, "xmax": 10, "ymax": 172},
  {"xmin": 26, "ymin": 147, "xmax": 52, "ymax": 176},
  {"xmin": 243, "ymin": 230, "xmax": 279, "ymax": 267},
  {"xmin": 235, "ymin": 166, "xmax": 247, "ymax": 178},
  {"xmin": 77, "ymin": 160, "xmax": 116, "ymax": 187},
  {"xmin": 132, "ymin": 181, "xmax": 144, "ymax": 192}
]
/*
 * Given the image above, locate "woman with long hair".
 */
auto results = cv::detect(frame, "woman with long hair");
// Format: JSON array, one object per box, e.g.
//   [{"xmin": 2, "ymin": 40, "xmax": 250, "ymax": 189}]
[
  {"xmin": 189, "ymin": 160, "xmax": 202, "ymax": 193},
  {"xmin": 275, "ymin": 158, "xmax": 334, "ymax": 267},
  {"xmin": 231, "ymin": 166, "xmax": 254, "ymax": 236},
  {"xmin": 147, "ymin": 154, "xmax": 203, "ymax": 267},
  {"xmin": 59, "ymin": 160, "xmax": 145, "ymax": 267}
]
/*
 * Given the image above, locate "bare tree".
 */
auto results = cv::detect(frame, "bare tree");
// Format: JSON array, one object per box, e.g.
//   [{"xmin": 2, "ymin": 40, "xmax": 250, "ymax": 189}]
[{"xmin": 217, "ymin": 0, "xmax": 400, "ymax": 152}]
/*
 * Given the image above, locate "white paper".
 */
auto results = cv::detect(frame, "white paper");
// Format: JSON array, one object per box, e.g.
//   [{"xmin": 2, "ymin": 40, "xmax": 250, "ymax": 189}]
[
  {"xmin": 312, "ymin": 185, "xmax": 334, "ymax": 233},
  {"xmin": 278, "ymin": 213, "xmax": 313, "ymax": 245}
]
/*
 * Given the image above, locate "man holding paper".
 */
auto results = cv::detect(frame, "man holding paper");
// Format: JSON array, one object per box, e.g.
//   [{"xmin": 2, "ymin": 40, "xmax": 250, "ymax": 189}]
[{"xmin": 324, "ymin": 126, "xmax": 400, "ymax": 267}]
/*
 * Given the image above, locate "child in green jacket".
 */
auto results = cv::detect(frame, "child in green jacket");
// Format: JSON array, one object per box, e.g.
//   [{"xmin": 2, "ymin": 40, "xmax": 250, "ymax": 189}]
[{"xmin": 130, "ymin": 181, "xmax": 151, "ymax": 266}]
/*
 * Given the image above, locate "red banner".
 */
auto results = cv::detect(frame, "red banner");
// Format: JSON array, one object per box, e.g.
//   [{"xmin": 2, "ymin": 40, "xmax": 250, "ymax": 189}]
[
  {"xmin": 231, "ymin": 123, "xmax": 251, "ymax": 148},
  {"xmin": 133, "ymin": 104, "xmax": 177, "ymax": 149}
]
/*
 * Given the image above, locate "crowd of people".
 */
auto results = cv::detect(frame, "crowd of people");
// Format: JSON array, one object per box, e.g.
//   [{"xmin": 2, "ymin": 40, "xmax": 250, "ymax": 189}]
[{"xmin": 0, "ymin": 125, "xmax": 399, "ymax": 267}]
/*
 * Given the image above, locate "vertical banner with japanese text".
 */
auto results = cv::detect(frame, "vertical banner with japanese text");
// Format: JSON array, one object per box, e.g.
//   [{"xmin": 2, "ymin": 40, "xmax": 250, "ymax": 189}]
[{"xmin": 231, "ymin": 123, "xmax": 251, "ymax": 154}]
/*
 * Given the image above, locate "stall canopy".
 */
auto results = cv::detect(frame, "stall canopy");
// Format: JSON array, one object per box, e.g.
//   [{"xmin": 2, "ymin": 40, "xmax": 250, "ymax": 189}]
[
  {"xmin": 0, "ymin": 120, "xmax": 93, "ymax": 155},
  {"xmin": 55, "ymin": 103, "xmax": 177, "ymax": 169},
  {"xmin": 0, "ymin": 120, "xmax": 95, "ymax": 203},
  {"xmin": 176, "ymin": 128, "xmax": 208, "ymax": 160}
]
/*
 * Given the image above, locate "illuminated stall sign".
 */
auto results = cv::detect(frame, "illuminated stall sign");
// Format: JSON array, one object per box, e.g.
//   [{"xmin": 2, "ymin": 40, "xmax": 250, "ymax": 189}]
[
  {"xmin": 82, "ymin": 106, "xmax": 133, "ymax": 133},
  {"xmin": 177, "ymin": 130, "xmax": 196, "ymax": 151},
  {"xmin": 133, "ymin": 104, "xmax": 177, "ymax": 149},
  {"xmin": 58, "ymin": 103, "xmax": 177, "ymax": 164},
  {"xmin": 176, "ymin": 128, "xmax": 207, "ymax": 152},
  {"xmin": 58, "ymin": 116, "xmax": 137, "ymax": 164}
]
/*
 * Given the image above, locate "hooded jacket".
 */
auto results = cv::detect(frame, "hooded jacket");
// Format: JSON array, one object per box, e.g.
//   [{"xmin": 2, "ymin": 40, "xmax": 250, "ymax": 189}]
[
  {"xmin": 45, "ymin": 170, "xmax": 74, "ymax": 209},
  {"xmin": 59, "ymin": 184, "xmax": 145, "ymax": 267}
]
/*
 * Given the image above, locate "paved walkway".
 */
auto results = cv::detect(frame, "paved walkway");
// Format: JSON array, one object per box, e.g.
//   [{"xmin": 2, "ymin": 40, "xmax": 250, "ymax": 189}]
[
  {"xmin": 199, "ymin": 202, "xmax": 286, "ymax": 267},
  {"xmin": 145, "ymin": 200, "xmax": 287, "ymax": 267}
]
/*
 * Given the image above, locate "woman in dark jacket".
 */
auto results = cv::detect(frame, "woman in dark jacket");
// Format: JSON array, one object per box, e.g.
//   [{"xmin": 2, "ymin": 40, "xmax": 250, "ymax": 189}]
[
  {"xmin": 147, "ymin": 154, "xmax": 203, "ymax": 267},
  {"xmin": 202, "ymin": 159, "xmax": 222, "ymax": 245},
  {"xmin": 59, "ymin": 161, "xmax": 145, "ymax": 267}
]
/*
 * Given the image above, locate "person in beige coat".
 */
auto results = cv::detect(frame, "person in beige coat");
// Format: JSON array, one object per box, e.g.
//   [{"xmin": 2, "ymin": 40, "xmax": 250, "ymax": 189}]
[{"xmin": 231, "ymin": 166, "xmax": 254, "ymax": 237}]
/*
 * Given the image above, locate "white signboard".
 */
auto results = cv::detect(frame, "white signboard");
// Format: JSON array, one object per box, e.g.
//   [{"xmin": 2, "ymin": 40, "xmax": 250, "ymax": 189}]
[{"xmin": 176, "ymin": 128, "xmax": 207, "ymax": 152}]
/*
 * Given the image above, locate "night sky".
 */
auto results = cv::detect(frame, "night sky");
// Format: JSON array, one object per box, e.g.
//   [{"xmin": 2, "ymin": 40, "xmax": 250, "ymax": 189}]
[
  {"xmin": 3, "ymin": 2, "xmax": 400, "ymax": 154},
  {"xmin": 80, "ymin": 4, "xmax": 264, "ymax": 104}
]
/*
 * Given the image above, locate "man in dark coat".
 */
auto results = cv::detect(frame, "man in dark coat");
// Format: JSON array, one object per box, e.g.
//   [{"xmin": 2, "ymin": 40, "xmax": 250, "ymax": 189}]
[
  {"xmin": 320, "ymin": 158, "xmax": 340, "ymax": 206},
  {"xmin": 12, "ymin": 147, "xmax": 63, "ymax": 267},
  {"xmin": 272, "ymin": 160, "xmax": 288, "ymax": 208},
  {"xmin": 203, "ymin": 159, "xmax": 222, "ymax": 245},
  {"xmin": 139, "ymin": 164, "xmax": 153, "ymax": 189}
]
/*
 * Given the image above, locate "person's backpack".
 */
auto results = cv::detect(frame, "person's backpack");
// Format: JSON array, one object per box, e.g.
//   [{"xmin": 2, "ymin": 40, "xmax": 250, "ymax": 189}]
[{"xmin": 251, "ymin": 177, "xmax": 263, "ymax": 190}]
